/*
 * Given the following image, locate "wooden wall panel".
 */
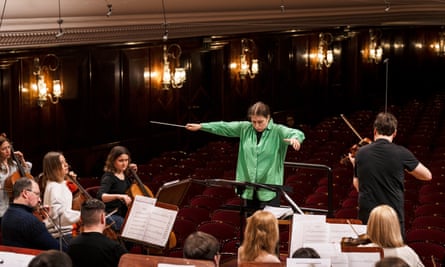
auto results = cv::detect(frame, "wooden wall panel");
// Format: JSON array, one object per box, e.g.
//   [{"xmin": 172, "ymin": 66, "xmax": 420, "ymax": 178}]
[{"xmin": 0, "ymin": 28, "xmax": 443, "ymax": 176}]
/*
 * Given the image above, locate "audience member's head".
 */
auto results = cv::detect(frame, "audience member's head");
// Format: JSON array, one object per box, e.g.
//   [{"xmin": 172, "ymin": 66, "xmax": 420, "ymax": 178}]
[
  {"xmin": 28, "ymin": 250, "xmax": 72, "ymax": 267},
  {"xmin": 375, "ymin": 257, "xmax": 409, "ymax": 267},
  {"xmin": 292, "ymin": 247, "xmax": 321, "ymax": 258},
  {"xmin": 286, "ymin": 114, "xmax": 295, "ymax": 128},
  {"xmin": 80, "ymin": 199, "xmax": 106, "ymax": 228},
  {"xmin": 367, "ymin": 205, "xmax": 404, "ymax": 248},
  {"xmin": 239, "ymin": 210, "xmax": 279, "ymax": 262},
  {"xmin": 183, "ymin": 231, "xmax": 220, "ymax": 266}
]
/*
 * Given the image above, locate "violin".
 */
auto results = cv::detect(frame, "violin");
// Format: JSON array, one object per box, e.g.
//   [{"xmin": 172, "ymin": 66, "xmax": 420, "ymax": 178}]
[
  {"xmin": 33, "ymin": 205, "xmax": 50, "ymax": 222},
  {"xmin": 340, "ymin": 137, "xmax": 372, "ymax": 165},
  {"xmin": 339, "ymin": 114, "xmax": 372, "ymax": 166},
  {"xmin": 341, "ymin": 233, "xmax": 372, "ymax": 247},
  {"xmin": 66, "ymin": 172, "xmax": 87, "ymax": 211},
  {"xmin": 65, "ymin": 172, "xmax": 118, "ymax": 240},
  {"xmin": 341, "ymin": 219, "xmax": 371, "ymax": 247},
  {"xmin": 2, "ymin": 134, "xmax": 34, "ymax": 201}
]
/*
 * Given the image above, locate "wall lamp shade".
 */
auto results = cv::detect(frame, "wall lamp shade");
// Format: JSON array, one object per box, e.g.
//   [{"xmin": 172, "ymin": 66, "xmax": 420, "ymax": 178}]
[
  {"xmin": 162, "ymin": 43, "xmax": 186, "ymax": 90},
  {"xmin": 317, "ymin": 32, "xmax": 334, "ymax": 69},
  {"xmin": 431, "ymin": 31, "xmax": 445, "ymax": 56},
  {"xmin": 233, "ymin": 38, "xmax": 259, "ymax": 79},
  {"xmin": 368, "ymin": 29, "xmax": 383, "ymax": 63},
  {"xmin": 32, "ymin": 54, "xmax": 62, "ymax": 107}
]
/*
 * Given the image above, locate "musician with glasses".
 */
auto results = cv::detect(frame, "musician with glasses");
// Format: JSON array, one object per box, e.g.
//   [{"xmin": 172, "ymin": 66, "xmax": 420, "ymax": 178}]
[{"xmin": 1, "ymin": 177, "xmax": 62, "ymax": 251}]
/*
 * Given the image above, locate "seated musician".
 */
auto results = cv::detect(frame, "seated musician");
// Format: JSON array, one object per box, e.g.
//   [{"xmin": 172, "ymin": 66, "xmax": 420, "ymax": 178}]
[
  {"xmin": 97, "ymin": 146, "xmax": 136, "ymax": 233},
  {"xmin": 41, "ymin": 151, "xmax": 80, "ymax": 244},
  {"xmin": 67, "ymin": 199, "xmax": 127, "ymax": 267},
  {"xmin": 1, "ymin": 177, "xmax": 63, "ymax": 251},
  {"xmin": 183, "ymin": 231, "xmax": 221, "ymax": 267},
  {"xmin": 0, "ymin": 134, "xmax": 32, "ymax": 225},
  {"xmin": 361, "ymin": 205, "xmax": 424, "ymax": 267}
]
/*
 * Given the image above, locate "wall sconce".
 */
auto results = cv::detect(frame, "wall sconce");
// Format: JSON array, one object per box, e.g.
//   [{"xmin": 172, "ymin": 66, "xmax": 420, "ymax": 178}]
[
  {"xmin": 162, "ymin": 43, "xmax": 186, "ymax": 90},
  {"xmin": 317, "ymin": 33, "xmax": 334, "ymax": 70},
  {"xmin": 231, "ymin": 38, "xmax": 259, "ymax": 79},
  {"xmin": 32, "ymin": 54, "xmax": 62, "ymax": 107},
  {"xmin": 368, "ymin": 29, "xmax": 383, "ymax": 63},
  {"xmin": 431, "ymin": 30, "xmax": 445, "ymax": 56}
]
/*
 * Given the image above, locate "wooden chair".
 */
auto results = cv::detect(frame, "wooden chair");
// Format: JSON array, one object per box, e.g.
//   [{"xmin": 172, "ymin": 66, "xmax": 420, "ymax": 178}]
[
  {"xmin": 118, "ymin": 253, "xmax": 215, "ymax": 267},
  {"xmin": 0, "ymin": 245, "xmax": 42, "ymax": 255},
  {"xmin": 341, "ymin": 246, "xmax": 384, "ymax": 258}
]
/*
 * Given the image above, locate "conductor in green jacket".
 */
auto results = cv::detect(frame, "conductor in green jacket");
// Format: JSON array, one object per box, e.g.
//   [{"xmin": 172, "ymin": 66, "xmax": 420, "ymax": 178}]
[{"xmin": 186, "ymin": 101, "xmax": 305, "ymax": 212}]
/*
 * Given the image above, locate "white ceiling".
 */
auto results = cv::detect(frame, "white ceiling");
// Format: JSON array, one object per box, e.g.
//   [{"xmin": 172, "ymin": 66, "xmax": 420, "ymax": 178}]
[{"xmin": 1, "ymin": 0, "xmax": 445, "ymax": 49}]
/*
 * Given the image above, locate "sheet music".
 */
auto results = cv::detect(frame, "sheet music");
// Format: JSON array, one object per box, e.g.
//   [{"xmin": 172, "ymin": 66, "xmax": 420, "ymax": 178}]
[
  {"xmin": 343, "ymin": 252, "xmax": 381, "ymax": 267},
  {"xmin": 0, "ymin": 251, "xmax": 35, "ymax": 267},
  {"xmin": 290, "ymin": 214, "xmax": 327, "ymax": 255},
  {"xmin": 327, "ymin": 223, "xmax": 367, "ymax": 243},
  {"xmin": 122, "ymin": 195, "xmax": 177, "ymax": 247},
  {"xmin": 286, "ymin": 258, "xmax": 331, "ymax": 267},
  {"xmin": 301, "ymin": 243, "xmax": 341, "ymax": 258},
  {"xmin": 263, "ymin": 205, "xmax": 293, "ymax": 219}
]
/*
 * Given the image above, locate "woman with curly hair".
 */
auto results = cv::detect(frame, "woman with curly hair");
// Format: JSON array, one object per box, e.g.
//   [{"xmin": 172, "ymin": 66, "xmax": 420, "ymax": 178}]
[{"xmin": 237, "ymin": 210, "xmax": 281, "ymax": 263}]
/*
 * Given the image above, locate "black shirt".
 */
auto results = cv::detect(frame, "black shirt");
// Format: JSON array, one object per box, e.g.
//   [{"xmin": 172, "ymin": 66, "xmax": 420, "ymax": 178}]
[{"xmin": 68, "ymin": 232, "xmax": 127, "ymax": 267}]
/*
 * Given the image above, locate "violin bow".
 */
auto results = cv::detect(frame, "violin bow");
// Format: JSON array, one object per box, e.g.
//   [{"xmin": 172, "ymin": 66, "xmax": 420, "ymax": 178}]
[
  {"xmin": 346, "ymin": 219, "xmax": 360, "ymax": 237},
  {"xmin": 340, "ymin": 114, "xmax": 363, "ymax": 141}
]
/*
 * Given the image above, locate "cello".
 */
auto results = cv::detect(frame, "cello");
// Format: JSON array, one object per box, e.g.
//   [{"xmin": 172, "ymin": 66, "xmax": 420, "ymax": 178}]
[
  {"xmin": 126, "ymin": 168, "xmax": 177, "ymax": 250},
  {"xmin": 2, "ymin": 134, "xmax": 33, "ymax": 201}
]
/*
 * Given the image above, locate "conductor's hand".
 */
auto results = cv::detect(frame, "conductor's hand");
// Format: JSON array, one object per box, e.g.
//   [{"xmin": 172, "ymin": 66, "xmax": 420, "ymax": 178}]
[
  {"xmin": 185, "ymin": 123, "xmax": 202, "ymax": 131},
  {"xmin": 284, "ymin": 138, "xmax": 301, "ymax": 151}
]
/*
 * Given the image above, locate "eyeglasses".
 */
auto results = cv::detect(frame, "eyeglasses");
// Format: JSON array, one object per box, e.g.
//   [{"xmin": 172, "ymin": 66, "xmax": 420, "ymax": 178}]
[{"xmin": 26, "ymin": 189, "xmax": 41, "ymax": 197}]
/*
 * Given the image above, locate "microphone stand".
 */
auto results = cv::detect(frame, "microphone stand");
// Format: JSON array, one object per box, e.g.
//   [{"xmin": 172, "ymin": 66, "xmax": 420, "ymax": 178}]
[{"xmin": 39, "ymin": 206, "xmax": 69, "ymax": 251}]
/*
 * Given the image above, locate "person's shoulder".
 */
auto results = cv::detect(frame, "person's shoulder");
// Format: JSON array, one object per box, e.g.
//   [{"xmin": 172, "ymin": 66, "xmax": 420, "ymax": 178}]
[
  {"xmin": 101, "ymin": 172, "xmax": 116, "ymax": 180},
  {"xmin": 255, "ymin": 253, "xmax": 281, "ymax": 263}
]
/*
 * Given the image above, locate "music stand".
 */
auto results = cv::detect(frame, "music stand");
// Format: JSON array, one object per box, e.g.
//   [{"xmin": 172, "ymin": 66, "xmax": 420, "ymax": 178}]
[
  {"xmin": 191, "ymin": 179, "xmax": 304, "ymax": 244},
  {"xmin": 155, "ymin": 178, "xmax": 192, "ymax": 207}
]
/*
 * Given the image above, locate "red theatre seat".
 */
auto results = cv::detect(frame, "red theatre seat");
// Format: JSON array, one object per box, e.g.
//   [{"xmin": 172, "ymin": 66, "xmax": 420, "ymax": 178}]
[
  {"xmin": 196, "ymin": 220, "xmax": 240, "ymax": 245},
  {"xmin": 410, "ymin": 215, "xmax": 445, "ymax": 231}
]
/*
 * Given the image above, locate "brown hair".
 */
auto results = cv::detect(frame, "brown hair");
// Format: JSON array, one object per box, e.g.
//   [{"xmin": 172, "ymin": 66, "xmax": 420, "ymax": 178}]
[
  {"xmin": 103, "ymin": 146, "xmax": 131, "ymax": 173},
  {"xmin": 247, "ymin": 101, "xmax": 271, "ymax": 119},
  {"xmin": 375, "ymin": 257, "xmax": 409, "ymax": 267},
  {"xmin": 28, "ymin": 250, "xmax": 72, "ymax": 267},
  {"xmin": 41, "ymin": 151, "xmax": 65, "ymax": 193},
  {"xmin": 183, "ymin": 231, "xmax": 220, "ymax": 261},
  {"xmin": 0, "ymin": 133, "xmax": 14, "ymax": 168},
  {"xmin": 81, "ymin": 198, "xmax": 105, "ymax": 227},
  {"xmin": 239, "ymin": 210, "xmax": 279, "ymax": 262},
  {"xmin": 367, "ymin": 205, "xmax": 405, "ymax": 248},
  {"xmin": 373, "ymin": 112, "xmax": 397, "ymax": 136}
]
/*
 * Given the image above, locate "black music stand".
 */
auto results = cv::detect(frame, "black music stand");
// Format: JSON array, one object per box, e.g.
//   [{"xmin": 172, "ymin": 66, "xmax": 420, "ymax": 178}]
[
  {"xmin": 155, "ymin": 178, "xmax": 192, "ymax": 207},
  {"xmin": 191, "ymin": 179, "xmax": 304, "ymax": 243}
]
